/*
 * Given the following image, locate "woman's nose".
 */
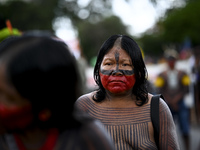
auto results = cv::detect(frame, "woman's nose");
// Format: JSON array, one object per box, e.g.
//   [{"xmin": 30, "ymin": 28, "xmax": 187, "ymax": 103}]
[{"xmin": 112, "ymin": 70, "xmax": 123, "ymax": 76}]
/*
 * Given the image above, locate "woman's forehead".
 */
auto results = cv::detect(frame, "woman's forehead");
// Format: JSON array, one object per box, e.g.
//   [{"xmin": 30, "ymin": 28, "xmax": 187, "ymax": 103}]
[{"xmin": 104, "ymin": 46, "xmax": 130, "ymax": 58}]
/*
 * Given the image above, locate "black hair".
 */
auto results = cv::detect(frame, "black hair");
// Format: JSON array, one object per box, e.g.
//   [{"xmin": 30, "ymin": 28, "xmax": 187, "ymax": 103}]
[
  {"xmin": 0, "ymin": 32, "xmax": 81, "ymax": 131},
  {"xmin": 93, "ymin": 34, "xmax": 148, "ymax": 106}
]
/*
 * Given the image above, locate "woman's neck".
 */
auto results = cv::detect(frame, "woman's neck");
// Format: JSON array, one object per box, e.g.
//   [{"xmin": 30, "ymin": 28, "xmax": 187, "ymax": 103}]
[{"xmin": 103, "ymin": 90, "xmax": 137, "ymax": 107}]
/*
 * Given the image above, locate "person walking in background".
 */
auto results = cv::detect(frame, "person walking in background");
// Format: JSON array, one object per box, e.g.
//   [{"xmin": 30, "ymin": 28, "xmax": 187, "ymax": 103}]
[
  {"xmin": 0, "ymin": 32, "xmax": 115, "ymax": 150},
  {"xmin": 154, "ymin": 49, "xmax": 190, "ymax": 150},
  {"xmin": 192, "ymin": 46, "xmax": 200, "ymax": 124},
  {"xmin": 75, "ymin": 34, "xmax": 180, "ymax": 150}
]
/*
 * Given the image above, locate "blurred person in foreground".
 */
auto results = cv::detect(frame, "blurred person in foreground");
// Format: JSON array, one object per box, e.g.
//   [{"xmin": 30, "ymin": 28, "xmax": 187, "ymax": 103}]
[
  {"xmin": 0, "ymin": 32, "xmax": 114, "ymax": 150},
  {"xmin": 154, "ymin": 49, "xmax": 190, "ymax": 150},
  {"xmin": 75, "ymin": 34, "xmax": 180, "ymax": 150}
]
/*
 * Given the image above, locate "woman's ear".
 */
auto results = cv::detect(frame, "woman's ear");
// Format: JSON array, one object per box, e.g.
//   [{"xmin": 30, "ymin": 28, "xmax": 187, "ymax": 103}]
[{"xmin": 38, "ymin": 109, "xmax": 51, "ymax": 122}]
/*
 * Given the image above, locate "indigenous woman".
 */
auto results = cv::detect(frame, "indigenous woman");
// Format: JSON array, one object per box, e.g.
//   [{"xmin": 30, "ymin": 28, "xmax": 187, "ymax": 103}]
[{"xmin": 75, "ymin": 35, "xmax": 180, "ymax": 150}]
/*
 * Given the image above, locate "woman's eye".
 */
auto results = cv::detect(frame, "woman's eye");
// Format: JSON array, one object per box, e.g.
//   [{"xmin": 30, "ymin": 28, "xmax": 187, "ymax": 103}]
[
  {"xmin": 122, "ymin": 64, "xmax": 130, "ymax": 66},
  {"xmin": 105, "ymin": 63, "xmax": 112, "ymax": 65}
]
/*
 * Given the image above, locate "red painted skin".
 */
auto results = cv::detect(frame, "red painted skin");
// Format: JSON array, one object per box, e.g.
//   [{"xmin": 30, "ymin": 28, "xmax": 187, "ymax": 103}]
[
  {"xmin": 0, "ymin": 104, "xmax": 33, "ymax": 130},
  {"xmin": 100, "ymin": 72, "xmax": 136, "ymax": 93}
]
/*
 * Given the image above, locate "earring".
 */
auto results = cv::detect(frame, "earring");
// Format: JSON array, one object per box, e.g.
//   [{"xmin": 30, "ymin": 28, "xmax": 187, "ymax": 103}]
[{"xmin": 38, "ymin": 109, "xmax": 51, "ymax": 122}]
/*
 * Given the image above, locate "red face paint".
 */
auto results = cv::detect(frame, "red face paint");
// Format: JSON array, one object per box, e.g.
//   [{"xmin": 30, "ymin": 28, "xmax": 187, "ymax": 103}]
[
  {"xmin": 0, "ymin": 104, "xmax": 33, "ymax": 130},
  {"xmin": 100, "ymin": 72, "xmax": 136, "ymax": 93},
  {"xmin": 100, "ymin": 50, "xmax": 136, "ymax": 93}
]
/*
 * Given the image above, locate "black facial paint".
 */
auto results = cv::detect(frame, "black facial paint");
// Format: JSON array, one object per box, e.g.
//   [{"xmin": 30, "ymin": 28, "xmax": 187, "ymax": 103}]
[{"xmin": 100, "ymin": 51, "xmax": 134, "ymax": 75}]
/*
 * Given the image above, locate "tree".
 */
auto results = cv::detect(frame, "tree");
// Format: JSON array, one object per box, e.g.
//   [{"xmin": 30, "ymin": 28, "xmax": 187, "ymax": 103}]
[
  {"xmin": 0, "ymin": 0, "xmax": 113, "ymax": 32},
  {"xmin": 137, "ymin": 34, "xmax": 165, "ymax": 58},
  {"xmin": 161, "ymin": 0, "xmax": 200, "ymax": 46},
  {"xmin": 0, "ymin": 0, "xmax": 58, "ymax": 32},
  {"xmin": 137, "ymin": 0, "xmax": 200, "ymax": 58},
  {"xmin": 78, "ymin": 15, "xmax": 129, "ymax": 63},
  {"xmin": 0, "ymin": 0, "xmax": 158, "ymax": 33}
]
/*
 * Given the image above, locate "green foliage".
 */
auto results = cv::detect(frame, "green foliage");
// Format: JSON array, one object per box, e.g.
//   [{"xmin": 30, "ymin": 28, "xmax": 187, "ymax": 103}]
[
  {"xmin": 137, "ymin": 0, "xmax": 200, "ymax": 58},
  {"xmin": 137, "ymin": 34, "xmax": 165, "ymax": 57},
  {"xmin": 57, "ymin": 0, "xmax": 112, "ymax": 24},
  {"xmin": 0, "ymin": 0, "xmax": 129, "ymax": 64},
  {"xmin": 78, "ymin": 16, "xmax": 129, "ymax": 62},
  {"xmin": 161, "ymin": 0, "xmax": 200, "ymax": 46},
  {"xmin": 0, "ymin": 0, "xmax": 112, "ymax": 32},
  {"xmin": 0, "ymin": 0, "xmax": 58, "ymax": 32}
]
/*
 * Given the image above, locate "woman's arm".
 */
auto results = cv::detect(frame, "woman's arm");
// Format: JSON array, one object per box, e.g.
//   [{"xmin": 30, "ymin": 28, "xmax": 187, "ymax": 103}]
[{"xmin": 159, "ymin": 98, "xmax": 180, "ymax": 150}]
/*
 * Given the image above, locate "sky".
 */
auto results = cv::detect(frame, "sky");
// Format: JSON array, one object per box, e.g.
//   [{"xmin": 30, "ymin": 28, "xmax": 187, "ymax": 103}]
[
  {"xmin": 55, "ymin": 0, "xmax": 179, "ymax": 41},
  {"xmin": 112, "ymin": 0, "xmax": 165, "ymax": 35}
]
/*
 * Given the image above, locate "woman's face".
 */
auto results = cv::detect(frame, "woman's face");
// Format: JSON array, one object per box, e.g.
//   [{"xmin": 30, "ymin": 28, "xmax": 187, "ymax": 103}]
[
  {"xmin": 99, "ymin": 45, "xmax": 136, "ymax": 94},
  {"xmin": 0, "ymin": 63, "xmax": 33, "ymax": 133}
]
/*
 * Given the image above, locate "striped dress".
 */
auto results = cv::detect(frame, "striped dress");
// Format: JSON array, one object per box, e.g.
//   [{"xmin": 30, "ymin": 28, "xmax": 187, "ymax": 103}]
[{"xmin": 75, "ymin": 94, "xmax": 158, "ymax": 150}]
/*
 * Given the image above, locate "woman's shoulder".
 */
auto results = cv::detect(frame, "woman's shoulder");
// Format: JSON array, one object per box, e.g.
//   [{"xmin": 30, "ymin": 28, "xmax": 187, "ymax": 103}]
[
  {"xmin": 148, "ymin": 93, "xmax": 167, "ymax": 106},
  {"xmin": 149, "ymin": 94, "xmax": 173, "ymax": 118},
  {"xmin": 76, "ymin": 91, "xmax": 96, "ymax": 102},
  {"xmin": 75, "ymin": 91, "xmax": 97, "ymax": 111},
  {"xmin": 158, "ymin": 96, "xmax": 173, "ymax": 116}
]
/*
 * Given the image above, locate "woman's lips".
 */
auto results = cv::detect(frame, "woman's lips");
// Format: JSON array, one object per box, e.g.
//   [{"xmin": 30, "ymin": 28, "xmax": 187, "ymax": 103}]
[
  {"xmin": 109, "ymin": 80, "xmax": 124, "ymax": 83},
  {"xmin": 107, "ymin": 76, "xmax": 126, "ymax": 83}
]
